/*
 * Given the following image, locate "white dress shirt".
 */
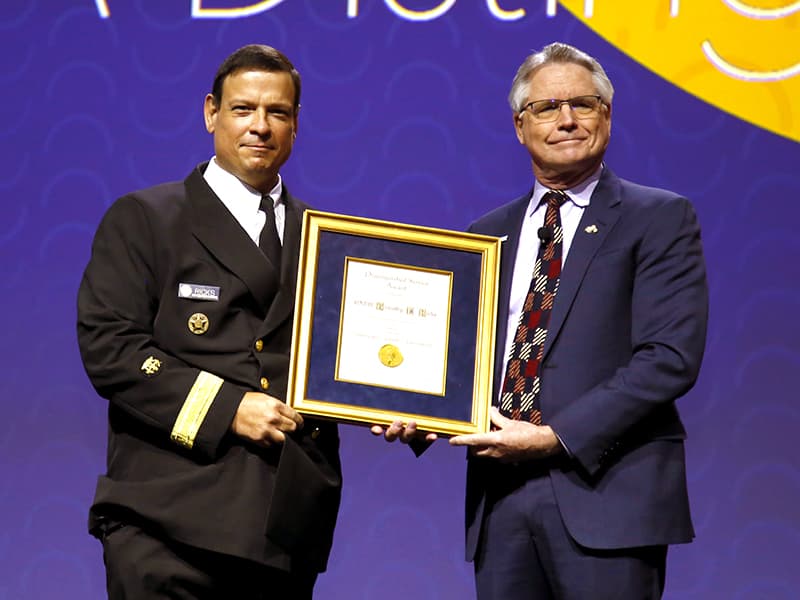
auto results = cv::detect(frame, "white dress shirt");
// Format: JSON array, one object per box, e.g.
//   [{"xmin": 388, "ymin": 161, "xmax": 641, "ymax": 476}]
[
  {"xmin": 498, "ymin": 165, "xmax": 603, "ymax": 396},
  {"xmin": 203, "ymin": 157, "xmax": 285, "ymax": 246}
]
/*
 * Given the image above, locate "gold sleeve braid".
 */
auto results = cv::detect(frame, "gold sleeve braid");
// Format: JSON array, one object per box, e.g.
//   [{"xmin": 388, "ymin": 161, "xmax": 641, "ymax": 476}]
[{"xmin": 170, "ymin": 371, "xmax": 224, "ymax": 449}]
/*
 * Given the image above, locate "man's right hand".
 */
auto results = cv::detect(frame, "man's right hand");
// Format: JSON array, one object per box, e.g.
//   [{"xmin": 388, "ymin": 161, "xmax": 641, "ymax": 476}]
[{"xmin": 231, "ymin": 392, "xmax": 303, "ymax": 447}]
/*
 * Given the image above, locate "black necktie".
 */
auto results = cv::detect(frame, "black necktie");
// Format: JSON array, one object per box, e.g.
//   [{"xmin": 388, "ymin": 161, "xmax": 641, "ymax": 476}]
[
  {"xmin": 259, "ymin": 195, "xmax": 282, "ymax": 266},
  {"xmin": 498, "ymin": 190, "xmax": 568, "ymax": 424}
]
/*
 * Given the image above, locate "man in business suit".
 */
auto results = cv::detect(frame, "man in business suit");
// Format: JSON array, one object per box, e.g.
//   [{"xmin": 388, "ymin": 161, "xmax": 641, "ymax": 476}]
[
  {"xmin": 77, "ymin": 45, "xmax": 341, "ymax": 599},
  {"xmin": 377, "ymin": 42, "xmax": 708, "ymax": 598}
]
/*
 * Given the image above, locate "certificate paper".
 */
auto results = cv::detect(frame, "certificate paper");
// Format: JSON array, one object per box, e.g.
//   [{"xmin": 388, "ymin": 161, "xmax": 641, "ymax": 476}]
[{"xmin": 335, "ymin": 258, "xmax": 453, "ymax": 395}]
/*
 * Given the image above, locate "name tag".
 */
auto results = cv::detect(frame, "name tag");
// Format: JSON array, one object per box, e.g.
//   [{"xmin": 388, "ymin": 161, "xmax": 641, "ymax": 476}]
[{"xmin": 178, "ymin": 283, "xmax": 220, "ymax": 302}]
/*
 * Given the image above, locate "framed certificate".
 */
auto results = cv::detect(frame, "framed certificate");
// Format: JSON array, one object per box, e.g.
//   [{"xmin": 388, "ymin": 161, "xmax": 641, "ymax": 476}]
[{"xmin": 286, "ymin": 210, "xmax": 501, "ymax": 436}]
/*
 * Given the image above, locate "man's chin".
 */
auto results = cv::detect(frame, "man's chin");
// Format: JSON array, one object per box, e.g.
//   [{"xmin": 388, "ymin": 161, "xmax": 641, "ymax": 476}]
[
  {"xmin": 242, "ymin": 159, "xmax": 278, "ymax": 177},
  {"xmin": 535, "ymin": 156, "xmax": 600, "ymax": 185}
]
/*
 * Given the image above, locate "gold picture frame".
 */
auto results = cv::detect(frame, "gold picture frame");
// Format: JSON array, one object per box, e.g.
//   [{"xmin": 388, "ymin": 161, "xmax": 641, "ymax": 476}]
[{"xmin": 286, "ymin": 210, "xmax": 501, "ymax": 436}]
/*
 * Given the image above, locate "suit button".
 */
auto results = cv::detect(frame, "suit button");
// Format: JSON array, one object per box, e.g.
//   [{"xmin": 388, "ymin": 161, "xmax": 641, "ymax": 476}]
[
  {"xmin": 254, "ymin": 339, "xmax": 264, "ymax": 352},
  {"xmin": 260, "ymin": 377, "xmax": 269, "ymax": 391},
  {"xmin": 311, "ymin": 427, "xmax": 321, "ymax": 440}
]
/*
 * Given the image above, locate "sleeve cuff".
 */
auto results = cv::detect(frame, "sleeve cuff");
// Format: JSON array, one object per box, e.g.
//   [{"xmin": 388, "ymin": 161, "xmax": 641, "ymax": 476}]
[
  {"xmin": 554, "ymin": 431, "xmax": 574, "ymax": 459},
  {"xmin": 170, "ymin": 372, "xmax": 246, "ymax": 460}
]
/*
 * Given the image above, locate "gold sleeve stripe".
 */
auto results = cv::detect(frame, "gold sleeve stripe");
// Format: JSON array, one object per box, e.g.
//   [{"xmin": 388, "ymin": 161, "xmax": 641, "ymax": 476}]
[{"xmin": 170, "ymin": 371, "xmax": 224, "ymax": 449}]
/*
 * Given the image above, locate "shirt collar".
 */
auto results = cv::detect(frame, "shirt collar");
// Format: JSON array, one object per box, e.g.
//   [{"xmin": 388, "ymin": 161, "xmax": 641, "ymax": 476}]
[
  {"xmin": 263, "ymin": 176, "xmax": 283, "ymax": 208},
  {"xmin": 204, "ymin": 157, "xmax": 283, "ymax": 212},
  {"xmin": 529, "ymin": 163, "xmax": 603, "ymax": 215}
]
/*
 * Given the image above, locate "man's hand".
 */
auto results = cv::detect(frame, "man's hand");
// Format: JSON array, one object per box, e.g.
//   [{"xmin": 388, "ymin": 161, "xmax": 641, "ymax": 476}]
[
  {"xmin": 231, "ymin": 392, "xmax": 303, "ymax": 447},
  {"xmin": 449, "ymin": 407, "xmax": 562, "ymax": 462},
  {"xmin": 370, "ymin": 420, "xmax": 438, "ymax": 444}
]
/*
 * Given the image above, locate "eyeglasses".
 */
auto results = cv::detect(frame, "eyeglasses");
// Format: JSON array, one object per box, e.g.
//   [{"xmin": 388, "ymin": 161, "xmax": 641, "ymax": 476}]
[{"xmin": 520, "ymin": 95, "xmax": 605, "ymax": 123}]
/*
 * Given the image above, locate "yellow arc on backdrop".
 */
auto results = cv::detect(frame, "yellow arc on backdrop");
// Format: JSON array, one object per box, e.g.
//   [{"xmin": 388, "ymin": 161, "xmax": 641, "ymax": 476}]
[{"xmin": 560, "ymin": 0, "xmax": 800, "ymax": 143}]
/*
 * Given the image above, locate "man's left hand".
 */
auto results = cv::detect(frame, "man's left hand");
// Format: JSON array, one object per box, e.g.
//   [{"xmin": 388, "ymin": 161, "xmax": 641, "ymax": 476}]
[
  {"xmin": 370, "ymin": 420, "xmax": 438, "ymax": 444},
  {"xmin": 449, "ymin": 407, "xmax": 562, "ymax": 463}
]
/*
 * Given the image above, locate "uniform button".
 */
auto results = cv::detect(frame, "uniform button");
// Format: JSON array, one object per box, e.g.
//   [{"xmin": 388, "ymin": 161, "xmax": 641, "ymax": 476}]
[
  {"xmin": 311, "ymin": 427, "xmax": 321, "ymax": 440},
  {"xmin": 260, "ymin": 377, "xmax": 269, "ymax": 391},
  {"xmin": 254, "ymin": 339, "xmax": 264, "ymax": 352}
]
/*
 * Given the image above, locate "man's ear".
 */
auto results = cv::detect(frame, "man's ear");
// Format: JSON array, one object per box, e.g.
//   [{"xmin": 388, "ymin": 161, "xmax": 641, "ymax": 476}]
[
  {"xmin": 513, "ymin": 112, "xmax": 525, "ymax": 144},
  {"xmin": 203, "ymin": 94, "xmax": 218, "ymax": 134}
]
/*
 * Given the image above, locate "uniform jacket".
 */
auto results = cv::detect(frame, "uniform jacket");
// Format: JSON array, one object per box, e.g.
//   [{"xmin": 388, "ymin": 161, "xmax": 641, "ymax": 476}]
[
  {"xmin": 464, "ymin": 168, "xmax": 708, "ymax": 559},
  {"xmin": 77, "ymin": 164, "xmax": 341, "ymax": 573}
]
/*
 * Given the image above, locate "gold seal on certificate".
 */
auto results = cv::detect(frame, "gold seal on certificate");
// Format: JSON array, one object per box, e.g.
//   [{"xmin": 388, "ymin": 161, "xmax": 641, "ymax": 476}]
[{"xmin": 378, "ymin": 344, "xmax": 403, "ymax": 368}]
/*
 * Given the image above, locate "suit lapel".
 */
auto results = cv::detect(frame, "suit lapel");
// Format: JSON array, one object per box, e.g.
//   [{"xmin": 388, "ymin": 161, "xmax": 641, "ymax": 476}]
[
  {"xmin": 542, "ymin": 169, "xmax": 623, "ymax": 359},
  {"xmin": 186, "ymin": 166, "xmax": 279, "ymax": 316}
]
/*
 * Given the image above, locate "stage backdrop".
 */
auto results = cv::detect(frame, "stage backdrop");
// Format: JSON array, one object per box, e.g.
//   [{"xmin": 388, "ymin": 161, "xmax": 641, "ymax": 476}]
[{"xmin": 1, "ymin": 1, "xmax": 798, "ymax": 598}]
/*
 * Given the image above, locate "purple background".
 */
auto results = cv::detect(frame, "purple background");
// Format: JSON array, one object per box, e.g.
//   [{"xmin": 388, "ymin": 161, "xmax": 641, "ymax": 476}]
[{"xmin": 1, "ymin": 1, "xmax": 798, "ymax": 598}]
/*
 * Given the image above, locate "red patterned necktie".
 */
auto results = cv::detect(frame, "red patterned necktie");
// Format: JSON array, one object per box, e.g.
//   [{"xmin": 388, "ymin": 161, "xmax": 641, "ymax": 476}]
[{"xmin": 499, "ymin": 190, "xmax": 568, "ymax": 424}]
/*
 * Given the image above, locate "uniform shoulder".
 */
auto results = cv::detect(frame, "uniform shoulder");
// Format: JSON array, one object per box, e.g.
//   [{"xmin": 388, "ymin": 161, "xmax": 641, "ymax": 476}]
[
  {"xmin": 94, "ymin": 179, "xmax": 192, "ymax": 241},
  {"xmin": 104, "ymin": 178, "xmax": 192, "ymax": 220},
  {"xmin": 121, "ymin": 179, "xmax": 187, "ymax": 207}
]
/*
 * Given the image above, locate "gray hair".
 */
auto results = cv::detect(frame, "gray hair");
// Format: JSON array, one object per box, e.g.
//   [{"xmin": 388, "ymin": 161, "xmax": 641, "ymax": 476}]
[{"xmin": 508, "ymin": 42, "xmax": 614, "ymax": 112}]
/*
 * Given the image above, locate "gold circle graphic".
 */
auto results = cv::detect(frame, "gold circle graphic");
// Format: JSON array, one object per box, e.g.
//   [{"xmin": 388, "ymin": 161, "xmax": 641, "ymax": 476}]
[{"xmin": 378, "ymin": 344, "xmax": 403, "ymax": 368}]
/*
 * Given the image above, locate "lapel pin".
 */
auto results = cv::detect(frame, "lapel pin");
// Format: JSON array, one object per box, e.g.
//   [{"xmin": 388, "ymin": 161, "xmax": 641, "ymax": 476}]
[{"xmin": 584, "ymin": 224, "xmax": 598, "ymax": 234}]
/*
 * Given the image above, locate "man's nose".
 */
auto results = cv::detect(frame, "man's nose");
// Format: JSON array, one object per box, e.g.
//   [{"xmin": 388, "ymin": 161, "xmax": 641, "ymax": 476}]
[
  {"xmin": 251, "ymin": 110, "xmax": 271, "ymax": 135},
  {"xmin": 555, "ymin": 103, "xmax": 577, "ymax": 127}
]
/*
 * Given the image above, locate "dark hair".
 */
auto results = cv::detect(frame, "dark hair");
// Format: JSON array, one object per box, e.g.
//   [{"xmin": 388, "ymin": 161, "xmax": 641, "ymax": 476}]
[{"xmin": 211, "ymin": 44, "xmax": 301, "ymax": 111}]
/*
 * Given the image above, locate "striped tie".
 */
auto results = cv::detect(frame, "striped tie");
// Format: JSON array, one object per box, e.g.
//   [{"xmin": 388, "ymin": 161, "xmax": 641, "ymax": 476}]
[{"xmin": 498, "ymin": 190, "xmax": 568, "ymax": 424}]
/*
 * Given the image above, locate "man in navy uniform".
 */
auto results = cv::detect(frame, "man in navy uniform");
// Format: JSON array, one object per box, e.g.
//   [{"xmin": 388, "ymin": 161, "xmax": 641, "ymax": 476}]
[{"xmin": 78, "ymin": 44, "xmax": 341, "ymax": 599}]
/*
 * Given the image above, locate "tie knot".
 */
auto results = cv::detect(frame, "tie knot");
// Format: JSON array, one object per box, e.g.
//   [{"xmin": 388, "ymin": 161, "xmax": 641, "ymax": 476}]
[
  {"xmin": 543, "ymin": 190, "xmax": 568, "ymax": 208},
  {"xmin": 261, "ymin": 194, "xmax": 275, "ymax": 213}
]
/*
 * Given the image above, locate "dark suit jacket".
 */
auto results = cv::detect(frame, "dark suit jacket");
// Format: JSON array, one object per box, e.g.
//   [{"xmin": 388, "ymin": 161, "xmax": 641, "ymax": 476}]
[
  {"xmin": 77, "ymin": 164, "xmax": 341, "ymax": 573},
  {"xmin": 464, "ymin": 168, "xmax": 708, "ymax": 559}
]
